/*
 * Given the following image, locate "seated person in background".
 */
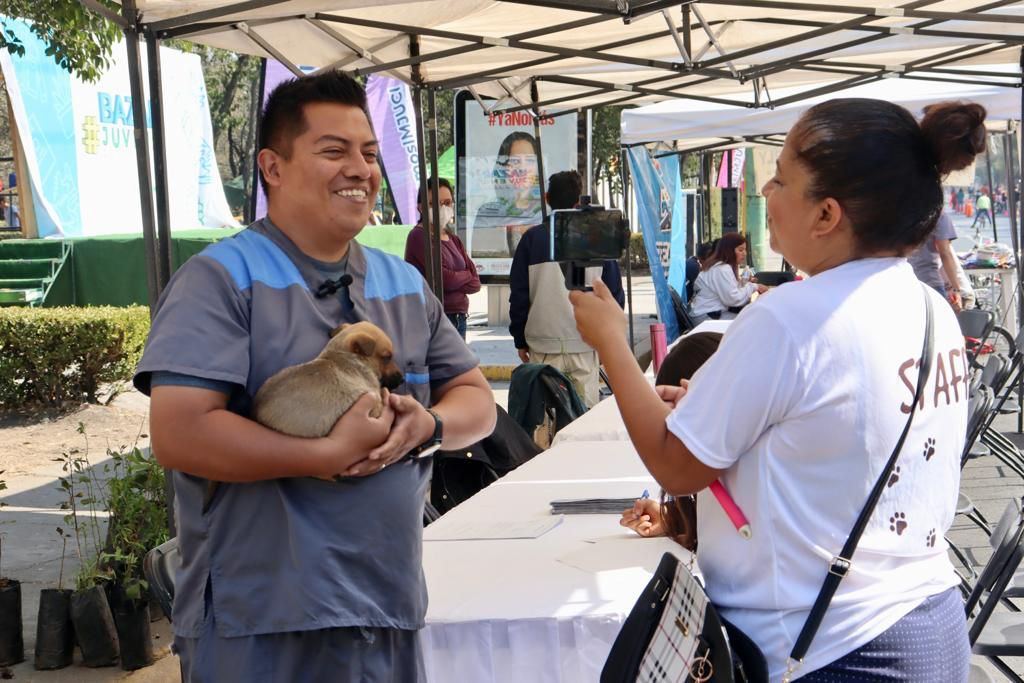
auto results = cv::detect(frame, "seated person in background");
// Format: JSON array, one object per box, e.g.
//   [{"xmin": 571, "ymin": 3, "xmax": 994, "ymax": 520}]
[
  {"xmin": 684, "ymin": 240, "xmax": 717, "ymax": 301},
  {"xmin": 689, "ymin": 232, "xmax": 766, "ymax": 322},
  {"xmin": 509, "ymin": 170, "xmax": 624, "ymax": 408}
]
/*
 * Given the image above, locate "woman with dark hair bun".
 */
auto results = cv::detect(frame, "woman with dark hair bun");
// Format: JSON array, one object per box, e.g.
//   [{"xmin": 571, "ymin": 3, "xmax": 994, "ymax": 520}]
[
  {"xmin": 689, "ymin": 232, "xmax": 767, "ymax": 322},
  {"xmin": 572, "ymin": 98, "xmax": 985, "ymax": 681}
]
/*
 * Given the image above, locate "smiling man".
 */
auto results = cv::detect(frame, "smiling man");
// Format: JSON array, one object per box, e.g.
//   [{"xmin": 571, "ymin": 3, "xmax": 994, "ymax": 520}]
[{"xmin": 134, "ymin": 72, "xmax": 495, "ymax": 682}]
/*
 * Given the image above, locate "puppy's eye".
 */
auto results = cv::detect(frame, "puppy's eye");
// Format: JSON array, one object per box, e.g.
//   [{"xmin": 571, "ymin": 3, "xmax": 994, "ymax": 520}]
[{"xmin": 381, "ymin": 353, "xmax": 393, "ymax": 362}]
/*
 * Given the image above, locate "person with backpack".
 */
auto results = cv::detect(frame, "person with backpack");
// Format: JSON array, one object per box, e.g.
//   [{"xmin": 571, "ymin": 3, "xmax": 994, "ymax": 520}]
[{"xmin": 508, "ymin": 170, "xmax": 624, "ymax": 407}]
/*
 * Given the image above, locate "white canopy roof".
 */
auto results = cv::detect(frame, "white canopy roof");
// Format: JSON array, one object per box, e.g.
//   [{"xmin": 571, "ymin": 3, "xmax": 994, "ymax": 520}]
[
  {"xmin": 95, "ymin": 0, "xmax": 1023, "ymax": 114},
  {"xmin": 621, "ymin": 66, "xmax": 1023, "ymax": 147}
]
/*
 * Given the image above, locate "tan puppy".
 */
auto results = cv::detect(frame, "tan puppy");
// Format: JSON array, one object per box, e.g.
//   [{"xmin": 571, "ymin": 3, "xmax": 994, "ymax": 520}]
[
  {"xmin": 203, "ymin": 322, "xmax": 404, "ymax": 511},
  {"xmin": 252, "ymin": 321, "xmax": 405, "ymax": 437}
]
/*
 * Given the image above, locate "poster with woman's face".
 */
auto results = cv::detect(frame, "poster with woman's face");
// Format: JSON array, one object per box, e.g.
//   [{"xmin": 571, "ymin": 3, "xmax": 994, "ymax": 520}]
[{"xmin": 458, "ymin": 95, "xmax": 578, "ymax": 278}]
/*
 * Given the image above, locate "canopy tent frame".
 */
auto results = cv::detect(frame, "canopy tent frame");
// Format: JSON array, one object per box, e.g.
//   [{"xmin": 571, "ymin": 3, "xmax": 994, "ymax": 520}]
[{"xmin": 78, "ymin": 0, "xmax": 1024, "ymax": 311}]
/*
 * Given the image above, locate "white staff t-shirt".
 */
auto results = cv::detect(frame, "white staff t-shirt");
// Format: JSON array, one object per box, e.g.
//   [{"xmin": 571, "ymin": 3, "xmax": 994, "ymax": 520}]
[{"xmin": 666, "ymin": 257, "xmax": 967, "ymax": 681}]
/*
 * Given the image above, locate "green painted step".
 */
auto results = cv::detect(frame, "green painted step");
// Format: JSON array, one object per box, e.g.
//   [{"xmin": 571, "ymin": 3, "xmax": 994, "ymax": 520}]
[
  {"xmin": 0, "ymin": 240, "xmax": 65, "ymax": 259},
  {"xmin": 0, "ymin": 288, "xmax": 44, "ymax": 305},
  {"xmin": 0, "ymin": 258, "xmax": 58, "ymax": 279},
  {"xmin": 0, "ymin": 277, "xmax": 49, "ymax": 289}
]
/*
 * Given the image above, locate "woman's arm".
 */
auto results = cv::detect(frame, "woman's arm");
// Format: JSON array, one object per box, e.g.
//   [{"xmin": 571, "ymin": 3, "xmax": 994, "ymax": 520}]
[{"xmin": 569, "ymin": 280, "xmax": 724, "ymax": 495}]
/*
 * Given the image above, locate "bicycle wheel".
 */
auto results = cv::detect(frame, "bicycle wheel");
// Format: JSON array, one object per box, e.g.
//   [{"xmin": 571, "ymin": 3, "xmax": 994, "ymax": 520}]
[{"xmin": 971, "ymin": 324, "xmax": 1015, "ymax": 370}]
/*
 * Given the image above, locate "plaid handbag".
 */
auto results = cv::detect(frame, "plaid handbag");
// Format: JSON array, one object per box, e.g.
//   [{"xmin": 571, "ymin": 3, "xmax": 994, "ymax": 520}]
[
  {"xmin": 602, "ymin": 286, "xmax": 935, "ymax": 683},
  {"xmin": 600, "ymin": 552, "xmax": 764, "ymax": 683}
]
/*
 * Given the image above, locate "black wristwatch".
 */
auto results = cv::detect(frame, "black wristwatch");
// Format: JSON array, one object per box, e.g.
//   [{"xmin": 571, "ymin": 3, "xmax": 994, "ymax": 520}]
[{"xmin": 409, "ymin": 409, "xmax": 443, "ymax": 458}]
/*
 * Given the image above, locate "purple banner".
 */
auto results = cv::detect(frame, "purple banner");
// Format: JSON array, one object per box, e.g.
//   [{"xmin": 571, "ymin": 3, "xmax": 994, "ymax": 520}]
[
  {"xmin": 254, "ymin": 61, "xmax": 310, "ymax": 219},
  {"xmin": 365, "ymin": 75, "xmax": 419, "ymax": 225}
]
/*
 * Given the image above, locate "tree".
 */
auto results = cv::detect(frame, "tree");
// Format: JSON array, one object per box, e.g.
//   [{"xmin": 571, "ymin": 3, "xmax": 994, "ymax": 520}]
[
  {"xmin": 591, "ymin": 105, "xmax": 624, "ymax": 205},
  {"xmin": 0, "ymin": 1, "xmax": 121, "ymax": 82}
]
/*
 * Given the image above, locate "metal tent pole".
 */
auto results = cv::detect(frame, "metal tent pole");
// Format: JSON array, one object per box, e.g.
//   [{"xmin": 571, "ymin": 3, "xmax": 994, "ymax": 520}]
[
  {"xmin": 145, "ymin": 31, "xmax": 173, "ymax": 286},
  {"xmin": 984, "ymin": 134, "xmax": 999, "ymax": 243},
  {"xmin": 122, "ymin": 0, "xmax": 161, "ymax": 311},
  {"xmin": 620, "ymin": 147, "xmax": 635, "ymax": 354},
  {"xmin": 409, "ymin": 36, "xmax": 441, "ymax": 298},
  {"xmin": 531, "ymin": 80, "xmax": 548, "ymax": 224},
  {"xmin": 425, "ymin": 87, "xmax": 444, "ymax": 297}
]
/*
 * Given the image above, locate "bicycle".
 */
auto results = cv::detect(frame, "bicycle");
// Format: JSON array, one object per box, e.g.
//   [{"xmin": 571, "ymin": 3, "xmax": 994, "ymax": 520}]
[{"xmin": 965, "ymin": 324, "xmax": 1015, "ymax": 370}]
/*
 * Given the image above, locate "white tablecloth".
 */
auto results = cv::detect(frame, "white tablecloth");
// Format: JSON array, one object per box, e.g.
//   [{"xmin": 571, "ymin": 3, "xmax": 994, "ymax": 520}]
[{"xmin": 420, "ymin": 441, "xmax": 691, "ymax": 683}]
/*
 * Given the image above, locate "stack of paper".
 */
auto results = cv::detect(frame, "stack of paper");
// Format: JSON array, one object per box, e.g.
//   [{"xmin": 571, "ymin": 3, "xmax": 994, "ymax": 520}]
[{"xmin": 550, "ymin": 498, "xmax": 637, "ymax": 515}]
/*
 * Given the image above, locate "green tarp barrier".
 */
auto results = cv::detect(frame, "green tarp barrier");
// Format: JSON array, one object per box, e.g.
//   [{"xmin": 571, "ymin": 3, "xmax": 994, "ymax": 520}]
[{"xmin": 0, "ymin": 224, "xmax": 415, "ymax": 307}]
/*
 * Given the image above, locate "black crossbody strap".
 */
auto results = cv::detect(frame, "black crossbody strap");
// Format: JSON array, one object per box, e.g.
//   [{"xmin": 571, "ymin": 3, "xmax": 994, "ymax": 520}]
[{"xmin": 789, "ymin": 285, "xmax": 935, "ymax": 667}]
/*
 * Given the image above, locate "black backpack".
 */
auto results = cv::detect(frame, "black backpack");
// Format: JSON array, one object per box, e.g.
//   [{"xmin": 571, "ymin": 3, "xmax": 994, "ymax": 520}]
[
  {"xmin": 430, "ymin": 405, "xmax": 542, "ymax": 514},
  {"xmin": 508, "ymin": 363, "xmax": 587, "ymax": 449}
]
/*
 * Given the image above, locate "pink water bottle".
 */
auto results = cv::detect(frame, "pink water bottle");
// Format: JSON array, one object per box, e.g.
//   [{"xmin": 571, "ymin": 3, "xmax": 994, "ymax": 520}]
[{"xmin": 650, "ymin": 323, "xmax": 668, "ymax": 374}]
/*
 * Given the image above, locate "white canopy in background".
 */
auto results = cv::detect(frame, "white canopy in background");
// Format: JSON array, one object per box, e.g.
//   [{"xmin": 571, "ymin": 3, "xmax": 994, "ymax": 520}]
[
  {"xmin": 621, "ymin": 68, "xmax": 1023, "ymax": 148},
  {"xmin": 98, "ymin": 0, "xmax": 1024, "ymax": 114}
]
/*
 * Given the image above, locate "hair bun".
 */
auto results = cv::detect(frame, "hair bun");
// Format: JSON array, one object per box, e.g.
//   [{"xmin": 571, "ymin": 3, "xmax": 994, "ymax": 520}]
[{"xmin": 920, "ymin": 101, "xmax": 988, "ymax": 175}]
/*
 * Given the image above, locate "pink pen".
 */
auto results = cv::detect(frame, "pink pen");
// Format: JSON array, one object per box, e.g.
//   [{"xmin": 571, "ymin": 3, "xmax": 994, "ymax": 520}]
[{"xmin": 709, "ymin": 480, "xmax": 752, "ymax": 539}]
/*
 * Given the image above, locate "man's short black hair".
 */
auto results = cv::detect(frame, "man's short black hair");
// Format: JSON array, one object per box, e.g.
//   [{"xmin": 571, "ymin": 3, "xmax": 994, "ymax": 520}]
[
  {"xmin": 258, "ymin": 71, "xmax": 369, "ymax": 195},
  {"xmin": 546, "ymin": 170, "xmax": 583, "ymax": 210}
]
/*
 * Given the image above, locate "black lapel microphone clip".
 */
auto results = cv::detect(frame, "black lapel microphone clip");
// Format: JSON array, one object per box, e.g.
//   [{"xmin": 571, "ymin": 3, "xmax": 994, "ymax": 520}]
[{"xmin": 315, "ymin": 273, "xmax": 353, "ymax": 298}]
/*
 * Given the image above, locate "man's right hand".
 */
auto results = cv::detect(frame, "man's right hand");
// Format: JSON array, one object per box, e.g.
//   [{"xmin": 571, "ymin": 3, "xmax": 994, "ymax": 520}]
[
  {"xmin": 517, "ymin": 348, "xmax": 530, "ymax": 363},
  {"xmin": 320, "ymin": 392, "xmax": 394, "ymax": 478}
]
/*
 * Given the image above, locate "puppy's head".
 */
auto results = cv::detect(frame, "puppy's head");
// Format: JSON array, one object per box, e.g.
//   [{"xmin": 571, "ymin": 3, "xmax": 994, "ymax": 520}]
[{"xmin": 329, "ymin": 322, "xmax": 405, "ymax": 390}]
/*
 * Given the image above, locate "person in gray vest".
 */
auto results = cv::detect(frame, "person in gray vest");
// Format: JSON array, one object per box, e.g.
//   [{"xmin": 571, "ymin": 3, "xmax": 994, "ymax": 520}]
[{"xmin": 134, "ymin": 71, "xmax": 496, "ymax": 682}]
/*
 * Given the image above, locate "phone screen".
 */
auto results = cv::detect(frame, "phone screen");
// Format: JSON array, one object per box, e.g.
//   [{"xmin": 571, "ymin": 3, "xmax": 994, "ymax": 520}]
[{"xmin": 550, "ymin": 209, "xmax": 626, "ymax": 262}]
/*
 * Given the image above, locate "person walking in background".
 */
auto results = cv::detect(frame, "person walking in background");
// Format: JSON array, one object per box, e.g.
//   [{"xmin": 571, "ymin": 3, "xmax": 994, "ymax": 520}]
[
  {"xmin": 972, "ymin": 190, "xmax": 992, "ymax": 229},
  {"xmin": 509, "ymin": 170, "xmax": 624, "ymax": 408},
  {"xmin": 404, "ymin": 177, "xmax": 480, "ymax": 339}
]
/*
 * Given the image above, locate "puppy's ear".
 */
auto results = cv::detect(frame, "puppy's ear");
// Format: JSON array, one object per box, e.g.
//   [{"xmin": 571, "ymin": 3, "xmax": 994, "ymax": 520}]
[
  {"xmin": 330, "ymin": 324, "xmax": 350, "ymax": 338},
  {"xmin": 346, "ymin": 331, "xmax": 376, "ymax": 357}
]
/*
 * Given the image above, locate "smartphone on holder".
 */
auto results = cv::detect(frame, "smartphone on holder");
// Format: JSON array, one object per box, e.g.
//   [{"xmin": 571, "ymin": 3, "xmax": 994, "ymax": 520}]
[
  {"xmin": 548, "ymin": 208, "xmax": 629, "ymax": 290},
  {"xmin": 549, "ymin": 208, "xmax": 628, "ymax": 262}
]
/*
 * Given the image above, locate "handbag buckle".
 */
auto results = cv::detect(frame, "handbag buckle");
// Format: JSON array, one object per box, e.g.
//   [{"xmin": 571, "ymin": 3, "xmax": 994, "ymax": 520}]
[{"xmin": 828, "ymin": 556, "xmax": 852, "ymax": 577}]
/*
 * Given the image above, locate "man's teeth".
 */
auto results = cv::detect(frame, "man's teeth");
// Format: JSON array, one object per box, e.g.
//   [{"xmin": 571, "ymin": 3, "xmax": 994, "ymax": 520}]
[{"xmin": 335, "ymin": 189, "xmax": 366, "ymax": 198}]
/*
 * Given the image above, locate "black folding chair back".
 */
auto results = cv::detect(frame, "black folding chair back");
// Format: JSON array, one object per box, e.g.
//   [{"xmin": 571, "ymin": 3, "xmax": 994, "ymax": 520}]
[
  {"xmin": 753, "ymin": 270, "xmax": 796, "ymax": 287},
  {"xmin": 978, "ymin": 354, "xmax": 1011, "ymax": 395},
  {"xmin": 965, "ymin": 499, "xmax": 1024, "ymax": 633},
  {"xmin": 959, "ymin": 309, "xmax": 996, "ymax": 341},
  {"xmin": 963, "ymin": 386, "xmax": 995, "ymax": 468}
]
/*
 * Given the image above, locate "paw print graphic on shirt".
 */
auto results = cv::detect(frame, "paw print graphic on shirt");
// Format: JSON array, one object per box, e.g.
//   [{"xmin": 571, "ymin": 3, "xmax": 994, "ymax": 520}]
[
  {"xmin": 923, "ymin": 437, "xmax": 936, "ymax": 461},
  {"xmin": 887, "ymin": 466, "xmax": 901, "ymax": 488},
  {"xmin": 889, "ymin": 512, "xmax": 908, "ymax": 536},
  {"xmin": 927, "ymin": 529, "xmax": 936, "ymax": 547}
]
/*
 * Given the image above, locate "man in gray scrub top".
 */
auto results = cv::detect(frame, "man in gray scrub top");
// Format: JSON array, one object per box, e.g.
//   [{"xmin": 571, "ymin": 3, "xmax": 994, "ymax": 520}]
[{"xmin": 134, "ymin": 72, "xmax": 496, "ymax": 682}]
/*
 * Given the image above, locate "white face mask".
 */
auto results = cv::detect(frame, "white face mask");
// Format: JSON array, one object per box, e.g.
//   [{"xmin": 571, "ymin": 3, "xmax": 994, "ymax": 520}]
[{"xmin": 430, "ymin": 204, "xmax": 454, "ymax": 229}]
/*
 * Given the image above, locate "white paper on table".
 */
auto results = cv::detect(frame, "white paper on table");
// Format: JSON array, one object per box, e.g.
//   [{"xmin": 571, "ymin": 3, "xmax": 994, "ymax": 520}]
[
  {"xmin": 425, "ymin": 515, "xmax": 564, "ymax": 541},
  {"xmin": 555, "ymin": 536, "xmax": 671, "ymax": 574}
]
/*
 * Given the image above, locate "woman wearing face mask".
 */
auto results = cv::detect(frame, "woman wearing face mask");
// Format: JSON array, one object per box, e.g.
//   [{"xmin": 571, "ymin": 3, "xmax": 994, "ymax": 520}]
[{"xmin": 404, "ymin": 177, "xmax": 481, "ymax": 339}]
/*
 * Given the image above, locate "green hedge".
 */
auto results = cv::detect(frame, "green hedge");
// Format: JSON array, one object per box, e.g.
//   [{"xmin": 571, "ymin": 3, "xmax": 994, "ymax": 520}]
[
  {"xmin": 623, "ymin": 232, "xmax": 649, "ymax": 271},
  {"xmin": 0, "ymin": 306, "xmax": 150, "ymax": 413}
]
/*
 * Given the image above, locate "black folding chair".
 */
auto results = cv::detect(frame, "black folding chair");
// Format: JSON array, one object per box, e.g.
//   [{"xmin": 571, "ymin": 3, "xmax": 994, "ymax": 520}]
[{"xmin": 966, "ymin": 499, "xmax": 1024, "ymax": 682}]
